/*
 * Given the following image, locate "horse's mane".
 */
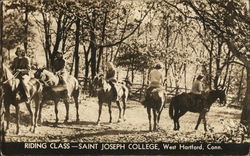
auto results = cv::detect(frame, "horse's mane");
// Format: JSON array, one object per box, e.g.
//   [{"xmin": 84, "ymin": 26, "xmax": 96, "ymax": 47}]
[
  {"xmin": 3, "ymin": 64, "xmax": 14, "ymax": 80},
  {"xmin": 43, "ymin": 69, "xmax": 58, "ymax": 79}
]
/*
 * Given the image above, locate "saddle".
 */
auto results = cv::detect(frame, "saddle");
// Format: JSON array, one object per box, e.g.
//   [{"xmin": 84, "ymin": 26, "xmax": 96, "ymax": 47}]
[{"xmin": 187, "ymin": 93, "xmax": 208, "ymax": 111}]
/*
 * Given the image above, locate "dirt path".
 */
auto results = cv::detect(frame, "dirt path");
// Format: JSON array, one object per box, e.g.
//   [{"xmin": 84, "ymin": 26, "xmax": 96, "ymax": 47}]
[{"xmin": 4, "ymin": 97, "xmax": 247, "ymax": 142}]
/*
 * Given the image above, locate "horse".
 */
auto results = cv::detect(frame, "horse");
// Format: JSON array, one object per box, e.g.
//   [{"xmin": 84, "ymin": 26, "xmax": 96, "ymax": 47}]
[
  {"xmin": 143, "ymin": 87, "xmax": 167, "ymax": 131},
  {"xmin": 169, "ymin": 89, "xmax": 227, "ymax": 131},
  {"xmin": 34, "ymin": 68, "xmax": 80, "ymax": 125},
  {"xmin": 2, "ymin": 64, "xmax": 43, "ymax": 134},
  {"xmin": 92, "ymin": 75, "xmax": 129, "ymax": 125}
]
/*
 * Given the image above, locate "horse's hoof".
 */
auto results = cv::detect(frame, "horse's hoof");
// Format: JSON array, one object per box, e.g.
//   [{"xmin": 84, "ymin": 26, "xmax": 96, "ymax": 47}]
[
  {"xmin": 64, "ymin": 120, "xmax": 68, "ymax": 123},
  {"xmin": 53, "ymin": 123, "xmax": 58, "ymax": 127},
  {"xmin": 96, "ymin": 121, "xmax": 100, "ymax": 125},
  {"xmin": 76, "ymin": 119, "xmax": 80, "ymax": 123},
  {"xmin": 117, "ymin": 119, "xmax": 122, "ymax": 123},
  {"xmin": 38, "ymin": 120, "xmax": 42, "ymax": 125}
]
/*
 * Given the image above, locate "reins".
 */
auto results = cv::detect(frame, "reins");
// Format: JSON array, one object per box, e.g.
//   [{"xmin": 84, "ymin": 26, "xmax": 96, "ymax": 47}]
[{"xmin": 2, "ymin": 71, "xmax": 19, "ymax": 84}]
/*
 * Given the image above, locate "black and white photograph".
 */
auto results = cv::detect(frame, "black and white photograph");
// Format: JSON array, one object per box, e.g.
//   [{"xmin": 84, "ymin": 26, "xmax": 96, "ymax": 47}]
[{"xmin": 0, "ymin": 0, "xmax": 249, "ymax": 155}]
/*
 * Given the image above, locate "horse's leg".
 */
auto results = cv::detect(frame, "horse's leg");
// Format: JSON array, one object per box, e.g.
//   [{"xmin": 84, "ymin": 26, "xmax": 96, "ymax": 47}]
[
  {"xmin": 73, "ymin": 94, "xmax": 80, "ymax": 122},
  {"xmin": 122, "ymin": 97, "xmax": 127, "ymax": 121},
  {"xmin": 173, "ymin": 108, "xmax": 178, "ymax": 130},
  {"xmin": 108, "ymin": 102, "xmax": 112, "ymax": 123},
  {"xmin": 38, "ymin": 100, "xmax": 44, "ymax": 124},
  {"xmin": 54, "ymin": 99, "xmax": 59, "ymax": 125},
  {"xmin": 203, "ymin": 112, "xmax": 207, "ymax": 131},
  {"xmin": 147, "ymin": 107, "xmax": 152, "ymax": 131},
  {"xmin": 63, "ymin": 99, "xmax": 69, "ymax": 123},
  {"xmin": 195, "ymin": 113, "xmax": 203, "ymax": 130},
  {"xmin": 153, "ymin": 109, "xmax": 158, "ymax": 131},
  {"xmin": 96, "ymin": 101, "xmax": 103, "ymax": 125},
  {"xmin": 4, "ymin": 103, "xmax": 10, "ymax": 132},
  {"xmin": 176, "ymin": 110, "xmax": 187, "ymax": 130},
  {"xmin": 157, "ymin": 101, "xmax": 164, "ymax": 123},
  {"xmin": 15, "ymin": 105, "xmax": 20, "ymax": 135},
  {"xmin": 33, "ymin": 95, "xmax": 40, "ymax": 133},
  {"xmin": 25, "ymin": 101, "xmax": 34, "ymax": 131},
  {"xmin": 116, "ymin": 101, "xmax": 122, "ymax": 122}
]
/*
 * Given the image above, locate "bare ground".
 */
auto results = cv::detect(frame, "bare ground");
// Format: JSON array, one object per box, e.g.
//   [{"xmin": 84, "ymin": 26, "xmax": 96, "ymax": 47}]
[{"xmin": 3, "ymin": 96, "xmax": 249, "ymax": 143}]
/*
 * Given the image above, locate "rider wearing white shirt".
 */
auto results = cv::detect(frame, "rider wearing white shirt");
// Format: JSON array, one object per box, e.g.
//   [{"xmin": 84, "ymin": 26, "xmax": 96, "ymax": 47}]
[{"xmin": 142, "ymin": 63, "xmax": 164, "ymax": 106}]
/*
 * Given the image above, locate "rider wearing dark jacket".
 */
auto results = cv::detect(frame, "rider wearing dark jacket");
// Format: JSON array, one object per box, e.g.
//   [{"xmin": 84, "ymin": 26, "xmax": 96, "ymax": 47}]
[{"xmin": 11, "ymin": 47, "xmax": 31, "ymax": 102}]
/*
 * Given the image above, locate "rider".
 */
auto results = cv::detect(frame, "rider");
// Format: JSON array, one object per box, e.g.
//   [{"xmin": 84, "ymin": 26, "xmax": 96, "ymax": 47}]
[
  {"xmin": 191, "ymin": 75, "xmax": 207, "ymax": 110},
  {"xmin": 11, "ymin": 47, "xmax": 31, "ymax": 102},
  {"xmin": 142, "ymin": 63, "xmax": 164, "ymax": 106},
  {"xmin": 53, "ymin": 51, "xmax": 69, "ymax": 96},
  {"xmin": 105, "ymin": 62, "xmax": 118, "ymax": 101}
]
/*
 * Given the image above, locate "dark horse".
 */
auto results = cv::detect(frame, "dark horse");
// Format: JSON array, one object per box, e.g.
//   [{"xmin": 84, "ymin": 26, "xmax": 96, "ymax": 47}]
[
  {"xmin": 34, "ymin": 68, "xmax": 80, "ymax": 125},
  {"xmin": 2, "ymin": 64, "xmax": 42, "ymax": 134},
  {"xmin": 144, "ymin": 88, "xmax": 167, "ymax": 131},
  {"xmin": 93, "ymin": 75, "xmax": 129, "ymax": 124},
  {"xmin": 169, "ymin": 89, "xmax": 226, "ymax": 131}
]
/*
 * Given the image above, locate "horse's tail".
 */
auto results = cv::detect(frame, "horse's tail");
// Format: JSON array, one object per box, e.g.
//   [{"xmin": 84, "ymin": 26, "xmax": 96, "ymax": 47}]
[
  {"xmin": 122, "ymin": 85, "xmax": 128, "ymax": 97},
  {"xmin": 169, "ymin": 96, "xmax": 176, "ymax": 120}
]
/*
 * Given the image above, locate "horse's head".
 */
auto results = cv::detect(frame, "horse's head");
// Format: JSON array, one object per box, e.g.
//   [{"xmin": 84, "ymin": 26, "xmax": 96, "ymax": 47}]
[
  {"xmin": 92, "ymin": 74, "xmax": 109, "ymax": 92},
  {"xmin": 124, "ymin": 78, "xmax": 132, "ymax": 89},
  {"xmin": 34, "ymin": 68, "xmax": 47, "ymax": 82},
  {"xmin": 214, "ymin": 88, "xmax": 227, "ymax": 105},
  {"xmin": 2, "ymin": 64, "xmax": 14, "ymax": 82}
]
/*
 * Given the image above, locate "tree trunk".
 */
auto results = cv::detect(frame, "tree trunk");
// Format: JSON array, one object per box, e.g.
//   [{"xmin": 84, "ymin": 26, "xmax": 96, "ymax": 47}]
[
  {"xmin": 208, "ymin": 44, "xmax": 213, "ymax": 90},
  {"xmin": 90, "ymin": 31, "xmax": 97, "ymax": 79},
  {"xmin": 90, "ymin": 11, "xmax": 97, "ymax": 79},
  {"xmin": 0, "ymin": 0, "xmax": 4, "ymax": 143},
  {"xmin": 24, "ymin": 0, "xmax": 29, "ymax": 55},
  {"xmin": 74, "ymin": 18, "xmax": 80, "ymax": 78},
  {"xmin": 42, "ymin": 12, "xmax": 52, "ymax": 69},
  {"xmin": 51, "ymin": 13, "xmax": 63, "ymax": 71},
  {"xmin": 237, "ymin": 67, "xmax": 245, "ymax": 104},
  {"xmin": 240, "ymin": 67, "xmax": 250, "ymax": 134},
  {"xmin": 214, "ymin": 38, "xmax": 223, "ymax": 89},
  {"xmin": 97, "ymin": 11, "xmax": 107, "ymax": 73}
]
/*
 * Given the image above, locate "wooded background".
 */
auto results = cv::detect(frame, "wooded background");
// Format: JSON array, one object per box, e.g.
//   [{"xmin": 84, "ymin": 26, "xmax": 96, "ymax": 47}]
[{"xmin": 0, "ymin": 0, "xmax": 250, "ymax": 134}]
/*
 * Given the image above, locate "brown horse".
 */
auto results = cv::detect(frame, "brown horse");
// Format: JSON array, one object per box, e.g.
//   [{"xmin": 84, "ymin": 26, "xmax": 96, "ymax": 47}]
[
  {"xmin": 2, "ymin": 64, "xmax": 42, "ymax": 134},
  {"xmin": 169, "ymin": 89, "xmax": 226, "ymax": 131},
  {"xmin": 34, "ymin": 68, "xmax": 80, "ymax": 125},
  {"xmin": 93, "ymin": 75, "xmax": 129, "ymax": 124},
  {"xmin": 143, "ymin": 88, "xmax": 167, "ymax": 131}
]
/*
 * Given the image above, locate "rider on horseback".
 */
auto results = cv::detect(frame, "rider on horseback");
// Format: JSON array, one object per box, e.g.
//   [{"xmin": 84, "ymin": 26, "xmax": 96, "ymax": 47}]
[
  {"xmin": 105, "ymin": 62, "xmax": 118, "ymax": 101},
  {"xmin": 53, "ymin": 51, "xmax": 70, "ymax": 96},
  {"xmin": 10, "ymin": 47, "xmax": 31, "ymax": 103},
  {"xmin": 142, "ymin": 63, "xmax": 164, "ymax": 106},
  {"xmin": 190, "ymin": 75, "xmax": 207, "ymax": 111}
]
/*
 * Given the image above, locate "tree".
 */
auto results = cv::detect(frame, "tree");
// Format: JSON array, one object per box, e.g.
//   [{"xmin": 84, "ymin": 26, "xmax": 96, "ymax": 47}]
[
  {"xmin": 4, "ymin": 0, "xmax": 36, "ymax": 55},
  {"xmin": 0, "ymin": 0, "xmax": 4, "ymax": 144},
  {"xmin": 165, "ymin": 0, "xmax": 250, "ymax": 133}
]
